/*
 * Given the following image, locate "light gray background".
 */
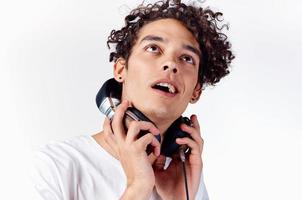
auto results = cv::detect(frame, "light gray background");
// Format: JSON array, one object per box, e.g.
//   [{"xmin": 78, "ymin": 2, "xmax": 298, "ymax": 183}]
[{"xmin": 1, "ymin": 0, "xmax": 301, "ymax": 199}]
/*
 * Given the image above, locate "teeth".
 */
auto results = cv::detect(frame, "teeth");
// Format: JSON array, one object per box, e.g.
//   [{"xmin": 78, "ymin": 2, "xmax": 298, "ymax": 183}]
[{"xmin": 156, "ymin": 82, "xmax": 176, "ymax": 94}]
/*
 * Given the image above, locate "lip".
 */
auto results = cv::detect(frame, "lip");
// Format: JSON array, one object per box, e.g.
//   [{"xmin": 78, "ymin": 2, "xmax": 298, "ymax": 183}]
[
  {"xmin": 150, "ymin": 78, "xmax": 179, "ymax": 97},
  {"xmin": 152, "ymin": 87, "xmax": 177, "ymax": 97}
]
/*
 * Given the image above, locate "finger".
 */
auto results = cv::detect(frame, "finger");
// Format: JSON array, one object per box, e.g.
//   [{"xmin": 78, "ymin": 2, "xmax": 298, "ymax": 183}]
[
  {"xmin": 126, "ymin": 121, "xmax": 160, "ymax": 143},
  {"xmin": 111, "ymin": 100, "xmax": 129, "ymax": 140},
  {"xmin": 180, "ymin": 123, "xmax": 204, "ymax": 147},
  {"xmin": 137, "ymin": 133, "xmax": 161, "ymax": 156},
  {"xmin": 176, "ymin": 137, "xmax": 202, "ymax": 155},
  {"xmin": 153, "ymin": 155, "xmax": 166, "ymax": 170},
  {"xmin": 191, "ymin": 114, "xmax": 200, "ymax": 132},
  {"xmin": 148, "ymin": 153, "xmax": 159, "ymax": 165}
]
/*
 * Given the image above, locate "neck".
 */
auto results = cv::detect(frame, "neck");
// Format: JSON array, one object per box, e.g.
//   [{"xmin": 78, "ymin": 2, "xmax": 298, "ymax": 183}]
[
  {"xmin": 147, "ymin": 114, "xmax": 177, "ymax": 141},
  {"xmin": 92, "ymin": 130, "xmax": 119, "ymax": 160}
]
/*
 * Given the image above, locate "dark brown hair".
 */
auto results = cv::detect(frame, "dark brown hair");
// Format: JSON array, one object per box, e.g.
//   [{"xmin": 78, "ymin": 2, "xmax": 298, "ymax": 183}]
[{"xmin": 107, "ymin": 0, "xmax": 235, "ymax": 88}]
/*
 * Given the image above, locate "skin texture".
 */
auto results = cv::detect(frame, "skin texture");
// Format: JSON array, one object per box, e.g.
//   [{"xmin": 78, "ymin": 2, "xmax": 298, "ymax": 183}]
[
  {"xmin": 93, "ymin": 18, "xmax": 204, "ymax": 200},
  {"xmin": 116, "ymin": 18, "xmax": 202, "ymax": 134}
]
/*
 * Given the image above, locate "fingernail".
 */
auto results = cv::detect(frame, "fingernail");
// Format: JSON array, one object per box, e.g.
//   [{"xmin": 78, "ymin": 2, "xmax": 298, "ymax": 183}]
[{"xmin": 176, "ymin": 138, "xmax": 182, "ymax": 143}]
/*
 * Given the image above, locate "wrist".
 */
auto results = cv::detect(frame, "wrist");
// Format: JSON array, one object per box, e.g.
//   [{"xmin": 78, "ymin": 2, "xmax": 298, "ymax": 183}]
[{"xmin": 121, "ymin": 182, "xmax": 154, "ymax": 200}]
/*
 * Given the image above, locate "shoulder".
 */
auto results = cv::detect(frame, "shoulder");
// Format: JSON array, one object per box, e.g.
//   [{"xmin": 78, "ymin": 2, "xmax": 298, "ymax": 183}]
[
  {"xmin": 34, "ymin": 136, "xmax": 88, "ymax": 163},
  {"xmin": 30, "ymin": 135, "xmax": 97, "ymax": 199},
  {"xmin": 32, "ymin": 135, "xmax": 102, "ymax": 172}
]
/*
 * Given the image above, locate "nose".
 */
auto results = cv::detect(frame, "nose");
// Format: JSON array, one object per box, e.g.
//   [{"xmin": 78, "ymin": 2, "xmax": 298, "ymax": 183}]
[{"xmin": 162, "ymin": 61, "xmax": 178, "ymax": 74}]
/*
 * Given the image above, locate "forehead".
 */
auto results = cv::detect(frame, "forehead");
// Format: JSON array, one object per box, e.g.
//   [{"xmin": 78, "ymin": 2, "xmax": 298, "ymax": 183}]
[{"xmin": 136, "ymin": 18, "xmax": 199, "ymax": 49}]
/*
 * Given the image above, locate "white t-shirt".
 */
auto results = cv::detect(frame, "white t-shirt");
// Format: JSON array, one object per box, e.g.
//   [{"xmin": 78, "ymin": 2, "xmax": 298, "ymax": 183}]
[{"xmin": 31, "ymin": 135, "xmax": 209, "ymax": 200}]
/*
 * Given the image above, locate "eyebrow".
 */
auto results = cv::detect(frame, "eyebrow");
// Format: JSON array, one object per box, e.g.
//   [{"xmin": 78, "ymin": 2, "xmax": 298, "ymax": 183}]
[
  {"xmin": 183, "ymin": 44, "xmax": 201, "ymax": 57},
  {"xmin": 140, "ymin": 35, "xmax": 165, "ymax": 43},
  {"xmin": 140, "ymin": 34, "xmax": 201, "ymax": 57}
]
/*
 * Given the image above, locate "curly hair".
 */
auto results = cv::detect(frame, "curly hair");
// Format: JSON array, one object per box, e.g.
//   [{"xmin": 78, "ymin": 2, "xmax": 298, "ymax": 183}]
[{"xmin": 107, "ymin": 0, "xmax": 235, "ymax": 88}]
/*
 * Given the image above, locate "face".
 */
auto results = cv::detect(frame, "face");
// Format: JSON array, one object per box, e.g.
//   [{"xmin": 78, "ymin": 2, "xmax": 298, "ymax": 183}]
[{"xmin": 115, "ymin": 18, "xmax": 202, "ymax": 127}]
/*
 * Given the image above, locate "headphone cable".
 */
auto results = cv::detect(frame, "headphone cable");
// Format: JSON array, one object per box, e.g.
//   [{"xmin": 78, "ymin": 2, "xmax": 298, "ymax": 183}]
[{"xmin": 179, "ymin": 145, "xmax": 189, "ymax": 200}]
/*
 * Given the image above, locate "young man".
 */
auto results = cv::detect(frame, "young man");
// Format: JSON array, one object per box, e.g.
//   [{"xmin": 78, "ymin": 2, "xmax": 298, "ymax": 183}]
[{"xmin": 32, "ymin": 1, "xmax": 234, "ymax": 199}]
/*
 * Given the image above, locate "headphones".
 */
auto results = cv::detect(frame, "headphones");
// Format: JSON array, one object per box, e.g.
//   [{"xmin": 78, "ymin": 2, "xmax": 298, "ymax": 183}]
[{"xmin": 96, "ymin": 78, "xmax": 191, "ymax": 157}]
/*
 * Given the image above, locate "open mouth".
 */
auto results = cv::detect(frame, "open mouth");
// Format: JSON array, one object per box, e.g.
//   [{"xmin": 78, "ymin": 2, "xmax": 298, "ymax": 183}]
[{"xmin": 151, "ymin": 82, "xmax": 178, "ymax": 95}]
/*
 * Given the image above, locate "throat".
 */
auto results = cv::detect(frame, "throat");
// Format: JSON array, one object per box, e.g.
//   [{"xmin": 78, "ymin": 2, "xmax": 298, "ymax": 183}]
[{"xmin": 146, "ymin": 113, "xmax": 175, "ymax": 137}]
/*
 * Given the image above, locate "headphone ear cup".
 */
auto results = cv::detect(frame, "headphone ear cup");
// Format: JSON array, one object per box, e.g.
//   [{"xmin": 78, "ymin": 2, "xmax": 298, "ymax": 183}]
[
  {"xmin": 161, "ymin": 117, "xmax": 192, "ymax": 157},
  {"xmin": 96, "ymin": 78, "xmax": 122, "ymax": 120}
]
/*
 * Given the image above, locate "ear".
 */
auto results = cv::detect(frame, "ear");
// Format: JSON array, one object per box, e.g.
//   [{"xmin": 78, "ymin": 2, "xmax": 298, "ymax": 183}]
[
  {"xmin": 190, "ymin": 83, "xmax": 202, "ymax": 104},
  {"xmin": 113, "ymin": 57, "xmax": 127, "ymax": 83}
]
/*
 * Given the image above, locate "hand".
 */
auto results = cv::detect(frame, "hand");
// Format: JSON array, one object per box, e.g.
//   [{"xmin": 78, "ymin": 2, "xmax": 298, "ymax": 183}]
[
  {"xmin": 154, "ymin": 114, "xmax": 204, "ymax": 200},
  {"xmin": 110, "ymin": 100, "xmax": 161, "ymax": 199}
]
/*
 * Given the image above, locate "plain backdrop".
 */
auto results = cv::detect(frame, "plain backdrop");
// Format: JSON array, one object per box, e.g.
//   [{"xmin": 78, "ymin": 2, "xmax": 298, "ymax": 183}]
[{"xmin": 1, "ymin": 0, "xmax": 302, "ymax": 199}]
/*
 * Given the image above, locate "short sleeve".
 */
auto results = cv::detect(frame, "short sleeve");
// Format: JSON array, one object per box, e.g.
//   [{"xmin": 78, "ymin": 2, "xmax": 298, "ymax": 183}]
[
  {"xmin": 30, "ymin": 151, "xmax": 63, "ymax": 200},
  {"xmin": 195, "ymin": 172, "xmax": 209, "ymax": 200}
]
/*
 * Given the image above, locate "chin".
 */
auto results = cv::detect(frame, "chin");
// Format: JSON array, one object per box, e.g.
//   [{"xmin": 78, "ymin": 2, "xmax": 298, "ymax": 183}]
[{"xmin": 140, "ymin": 102, "xmax": 178, "ymax": 122}]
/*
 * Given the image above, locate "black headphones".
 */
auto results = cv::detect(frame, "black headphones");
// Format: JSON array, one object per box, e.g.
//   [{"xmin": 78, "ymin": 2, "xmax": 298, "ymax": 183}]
[{"xmin": 96, "ymin": 78, "xmax": 191, "ymax": 157}]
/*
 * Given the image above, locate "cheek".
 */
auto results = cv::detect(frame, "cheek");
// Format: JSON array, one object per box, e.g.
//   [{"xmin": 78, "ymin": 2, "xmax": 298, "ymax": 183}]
[
  {"xmin": 183, "ymin": 74, "xmax": 199, "ymax": 96},
  {"xmin": 127, "ymin": 57, "xmax": 155, "ymax": 77}
]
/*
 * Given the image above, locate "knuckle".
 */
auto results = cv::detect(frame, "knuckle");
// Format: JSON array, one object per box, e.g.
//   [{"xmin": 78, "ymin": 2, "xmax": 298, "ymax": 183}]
[
  {"xmin": 115, "ymin": 105, "xmax": 123, "ymax": 114},
  {"xmin": 142, "ymin": 133, "xmax": 154, "ymax": 144},
  {"xmin": 196, "ymin": 137, "xmax": 204, "ymax": 146}
]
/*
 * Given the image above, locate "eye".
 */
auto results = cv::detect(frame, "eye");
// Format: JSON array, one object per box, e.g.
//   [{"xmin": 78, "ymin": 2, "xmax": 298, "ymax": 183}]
[
  {"xmin": 145, "ymin": 44, "xmax": 161, "ymax": 53},
  {"xmin": 180, "ymin": 55, "xmax": 195, "ymax": 65}
]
